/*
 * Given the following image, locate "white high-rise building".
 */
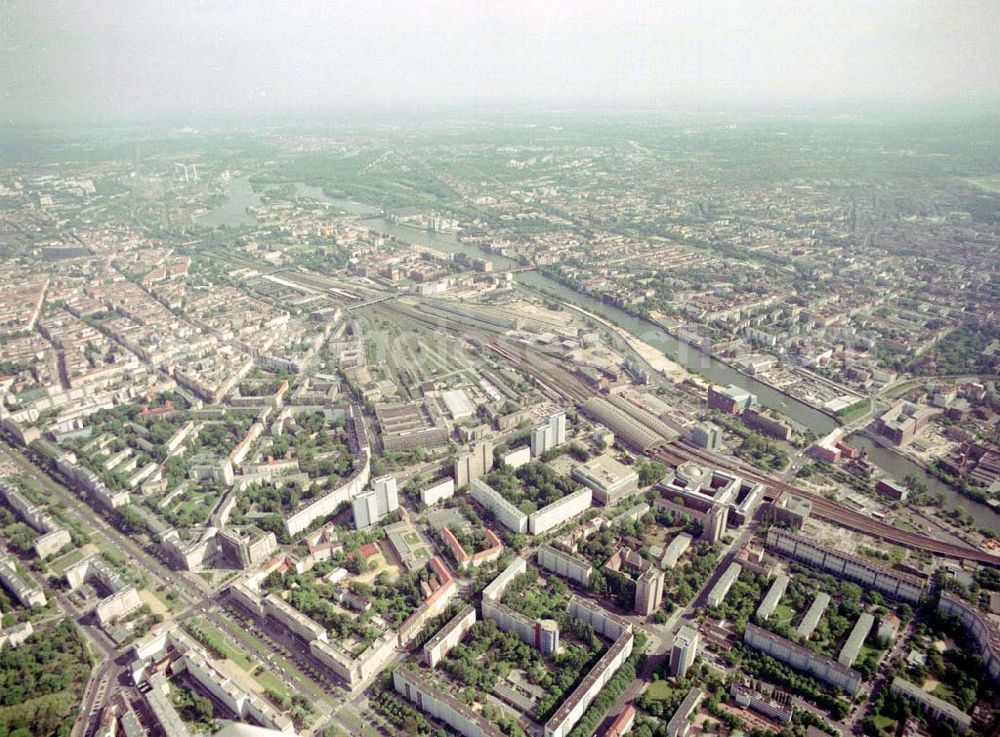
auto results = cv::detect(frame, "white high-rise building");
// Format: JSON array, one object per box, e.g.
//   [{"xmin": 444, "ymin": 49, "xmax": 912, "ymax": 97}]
[
  {"xmin": 352, "ymin": 475, "xmax": 399, "ymax": 529},
  {"xmin": 670, "ymin": 625, "xmax": 700, "ymax": 677},
  {"xmin": 530, "ymin": 412, "xmax": 567, "ymax": 457},
  {"xmin": 373, "ymin": 475, "xmax": 399, "ymax": 514}
]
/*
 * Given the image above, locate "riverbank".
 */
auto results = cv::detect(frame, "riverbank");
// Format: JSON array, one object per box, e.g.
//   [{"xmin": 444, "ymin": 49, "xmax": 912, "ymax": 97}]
[
  {"xmin": 198, "ymin": 189, "xmax": 1000, "ymax": 531},
  {"xmin": 559, "ymin": 302, "xmax": 704, "ymax": 386}
]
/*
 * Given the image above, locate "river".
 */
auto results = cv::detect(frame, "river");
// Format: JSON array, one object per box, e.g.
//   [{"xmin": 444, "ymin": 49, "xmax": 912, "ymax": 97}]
[
  {"xmin": 199, "ymin": 183, "xmax": 999, "ymax": 530},
  {"xmin": 195, "ymin": 176, "xmax": 378, "ymax": 227}
]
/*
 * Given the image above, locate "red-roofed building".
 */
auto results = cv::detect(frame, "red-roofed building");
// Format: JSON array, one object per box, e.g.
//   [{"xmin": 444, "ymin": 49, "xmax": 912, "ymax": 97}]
[{"xmin": 605, "ymin": 705, "xmax": 636, "ymax": 737}]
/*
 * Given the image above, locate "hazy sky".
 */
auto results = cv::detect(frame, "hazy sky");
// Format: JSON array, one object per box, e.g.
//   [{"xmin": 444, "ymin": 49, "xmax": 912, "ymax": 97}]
[{"xmin": 3, "ymin": 0, "xmax": 999, "ymax": 124}]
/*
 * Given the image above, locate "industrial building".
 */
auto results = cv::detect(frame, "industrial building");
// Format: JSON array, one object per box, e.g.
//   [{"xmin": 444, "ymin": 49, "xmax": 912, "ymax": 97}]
[
  {"xmin": 375, "ymin": 400, "xmax": 449, "ymax": 452},
  {"xmin": 744, "ymin": 624, "xmax": 861, "ymax": 695},
  {"xmin": 572, "ymin": 454, "xmax": 640, "ymax": 505},
  {"xmin": 873, "ymin": 401, "xmax": 932, "ymax": 447},
  {"xmin": 708, "ymin": 384, "xmax": 758, "ymax": 414},
  {"xmin": 766, "ymin": 528, "xmax": 927, "ymax": 603},
  {"xmin": 580, "ymin": 397, "xmax": 666, "ymax": 451}
]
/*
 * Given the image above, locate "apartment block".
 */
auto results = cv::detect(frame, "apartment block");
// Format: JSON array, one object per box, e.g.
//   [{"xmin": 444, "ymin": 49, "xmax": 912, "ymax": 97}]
[
  {"xmin": 766, "ymin": 528, "xmax": 926, "ymax": 603},
  {"xmin": 744, "ymin": 624, "xmax": 861, "ymax": 695}
]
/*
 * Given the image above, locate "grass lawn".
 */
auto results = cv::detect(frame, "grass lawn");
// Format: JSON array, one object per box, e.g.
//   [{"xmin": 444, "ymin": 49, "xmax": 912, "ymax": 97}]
[
  {"xmin": 47, "ymin": 547, "xmax": 86, "ymax": 575},
  {"xmin": 645, "ymin": 680, "xmax": 675, "ymax": 701},
  {"xmin": 229, "ymin": 624, "xmax": 326, "ymax": 701},
  {"xmin": 771, "ymin": 603, "xmax": 797, "ymax": 627},
  {"xmin": 932, "ymin": 682, "xmax": 961, "ymax": 706},
  {"xmin": 883, "ymin": 380, "xmax": 921, "ymax": 401},
  {"xmin": 872, "ymin": 715, "xmax": 895, "ymax": 733},
  {"xmin": 857, "ymin": 643, "xmax": 884, "ymax": 666},
  {"xmin": 185, "ymin": 619, "xmax": 256, "ymax": 672},
  {"xmin": 836, "ymin": 398, "xmax": 872, "ymax": 424},
  {"xmin": 403, "ymin": 532, "xmax": 420, "ymax": 545},
  {"xmin": 252, "ymin": 666, "xmax": 291, "ymax": 702}
]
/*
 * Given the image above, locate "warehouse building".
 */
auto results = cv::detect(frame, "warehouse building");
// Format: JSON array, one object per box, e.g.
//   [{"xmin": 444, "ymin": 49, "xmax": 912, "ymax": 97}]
[
  {"xmin": 581, "ymin": 397, "xmax": 664, "ymax": 451},
  {"xmin": 375, "ymin": 401, "xmax": 449, "ymax": 452}
]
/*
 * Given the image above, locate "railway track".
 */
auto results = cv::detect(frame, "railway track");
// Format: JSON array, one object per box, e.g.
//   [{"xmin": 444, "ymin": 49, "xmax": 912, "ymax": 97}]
[
  {"xmin": 383, "ymin": 299, "xmax": 996, "ymax": 564},
  {"xmin": 650, "ymin": 443, "xmax": 999, "ymax": 565}
]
